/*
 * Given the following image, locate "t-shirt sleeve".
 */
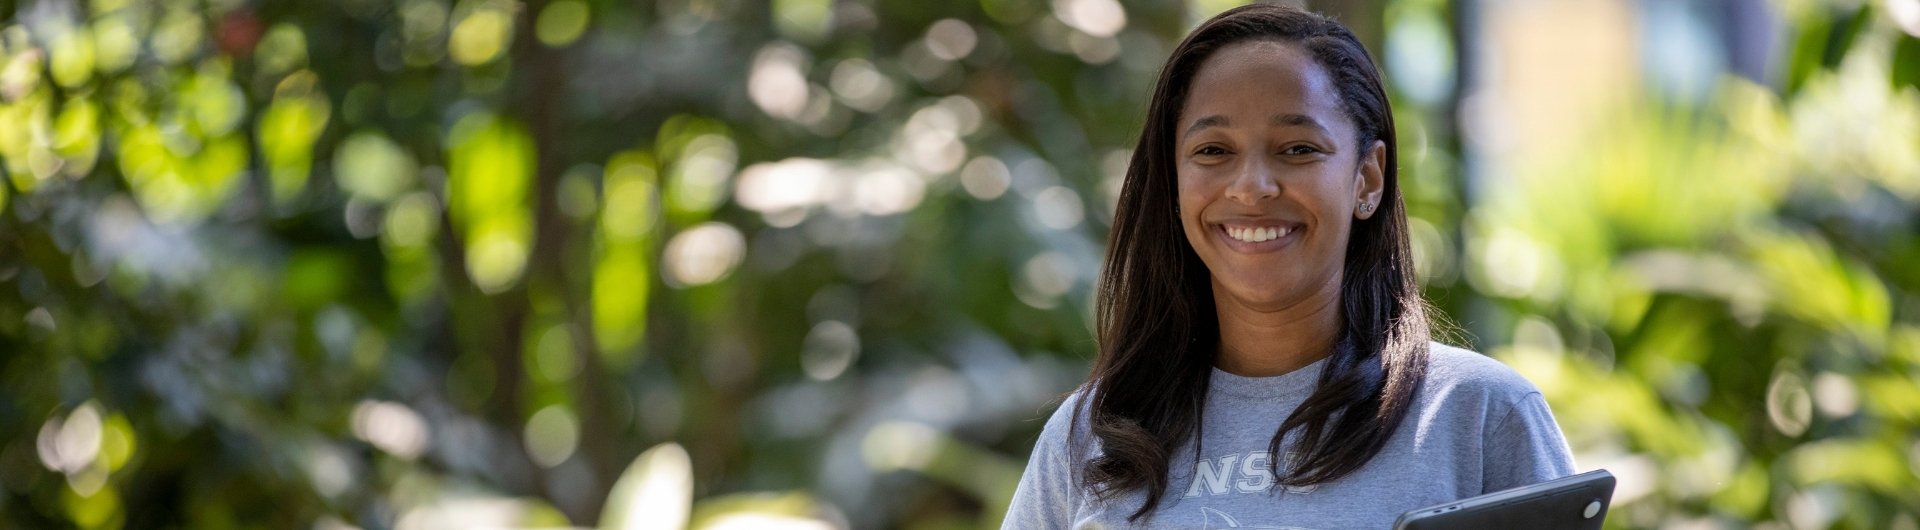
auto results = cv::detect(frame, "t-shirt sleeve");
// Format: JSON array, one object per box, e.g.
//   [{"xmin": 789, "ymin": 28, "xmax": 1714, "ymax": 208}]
[
  {"xmin": 1001, "ymin": 392, "xmax": 1084, "ymax": 530},
  {"xmin": 1480, "ymin": 391, "xmax": 1576, "ymax": 494}
]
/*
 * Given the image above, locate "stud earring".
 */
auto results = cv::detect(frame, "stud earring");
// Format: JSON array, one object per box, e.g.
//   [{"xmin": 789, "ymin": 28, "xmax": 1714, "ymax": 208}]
[{"xmin": 1358, "ymin": 202, "xmax": 1374, "ymax": 213}]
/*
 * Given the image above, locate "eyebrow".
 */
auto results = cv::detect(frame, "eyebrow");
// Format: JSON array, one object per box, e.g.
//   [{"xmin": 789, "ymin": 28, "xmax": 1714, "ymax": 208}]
[
  {"xmin": 1271, "ymin": 113, "xmax": 1328, "ymax": 132},
  {"xmin": 1181, "ymin": 113, "xmax": 1330, "ymax": 139},
  {"xmin": 1182, "ymin": 115, "xmax": 1230, "ymax": 138}
]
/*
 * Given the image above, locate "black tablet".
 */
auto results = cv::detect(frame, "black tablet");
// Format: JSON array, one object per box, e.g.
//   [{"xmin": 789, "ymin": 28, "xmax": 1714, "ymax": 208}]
[{"xmin": 1392, "ymin": 470, "xmax": 1616, "ymax": 530}]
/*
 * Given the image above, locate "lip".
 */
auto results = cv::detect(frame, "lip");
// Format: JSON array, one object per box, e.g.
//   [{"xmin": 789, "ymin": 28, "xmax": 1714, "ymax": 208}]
[{"xmin": 1213, "ymin": 221, "xmax": 1302, "ymax": 254}]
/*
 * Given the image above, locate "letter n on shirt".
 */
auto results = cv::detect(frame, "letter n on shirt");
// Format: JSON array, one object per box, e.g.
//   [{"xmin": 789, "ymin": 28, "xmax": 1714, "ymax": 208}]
[
  {"xmin": 1184, "ymin": 451, "xmax": 1315, "ymax": 498},
  {"xmin": 1186, "ymin": 453, "xmax": 1241, "ymax": 497}
]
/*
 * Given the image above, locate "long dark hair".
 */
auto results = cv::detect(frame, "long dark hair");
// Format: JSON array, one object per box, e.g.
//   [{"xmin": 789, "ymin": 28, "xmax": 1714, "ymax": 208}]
[{"xmin": 1072, "ymin": 4, "xmax": 1431, "ymax": 520}]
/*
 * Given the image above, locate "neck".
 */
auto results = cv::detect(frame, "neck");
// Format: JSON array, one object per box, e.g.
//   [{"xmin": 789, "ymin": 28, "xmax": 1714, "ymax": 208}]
[{"xmin": 1211, "ymin": 279, "xmax": 1344, "ymax": 377}]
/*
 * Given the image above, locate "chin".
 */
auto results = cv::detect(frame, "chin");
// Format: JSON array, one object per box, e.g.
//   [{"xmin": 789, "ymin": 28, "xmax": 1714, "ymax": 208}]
[{"xmin": 1214, "ymin": 277, "xmax": 1306, "ymax": 309}]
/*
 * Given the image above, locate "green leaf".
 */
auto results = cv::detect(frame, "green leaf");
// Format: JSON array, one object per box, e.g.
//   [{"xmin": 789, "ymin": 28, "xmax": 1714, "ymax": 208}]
[
  {"xmin": 1894, "ymin": 34, "xmax": 1920, "ymax": 92},
  {"xmin": 446, "ymin": 111, "xmax": 535, "ymax": 294},
  {"xmin": 334, "ymin": 130, "xmax": 418, "ymax": 202}
]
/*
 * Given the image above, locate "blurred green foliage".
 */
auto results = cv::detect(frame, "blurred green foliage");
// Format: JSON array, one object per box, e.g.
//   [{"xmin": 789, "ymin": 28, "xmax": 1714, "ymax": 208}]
[{"xmin": 0, "ymin": 0, "xmax": 1915, "ymax": 529}]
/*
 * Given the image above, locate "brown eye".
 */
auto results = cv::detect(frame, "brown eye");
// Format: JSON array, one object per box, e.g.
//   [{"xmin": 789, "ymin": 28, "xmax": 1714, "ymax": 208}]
[
  {"xmin": 1196, "ymin": 146, "xmax": 1229, "ymax": 156},
  {"xmin": 1282, "ymin": 145, "xmax": 1321, "ymax": 156}
]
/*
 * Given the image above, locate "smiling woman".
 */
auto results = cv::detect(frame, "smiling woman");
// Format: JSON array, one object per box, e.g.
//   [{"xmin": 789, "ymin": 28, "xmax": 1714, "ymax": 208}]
[
  {"xmin": 1002, "ymin": 4, "xmax": 1576, "ymax": 529},
  {"xmin": 1176, "ymin": 39, "xmax": 1384, "ymax": 379}
]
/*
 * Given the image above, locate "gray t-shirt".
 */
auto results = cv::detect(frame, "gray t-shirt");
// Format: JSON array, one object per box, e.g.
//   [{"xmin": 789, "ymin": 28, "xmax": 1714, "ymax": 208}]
[{"xmin": 1003, "ymin": 342, "xmax": 1575, "ymax": 529}]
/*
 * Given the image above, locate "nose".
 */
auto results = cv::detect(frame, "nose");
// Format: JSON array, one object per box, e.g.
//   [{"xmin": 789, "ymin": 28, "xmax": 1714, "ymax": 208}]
[{"xmin": 1224, "ymin": 156, "xmax": 1280, "ymax": 204}]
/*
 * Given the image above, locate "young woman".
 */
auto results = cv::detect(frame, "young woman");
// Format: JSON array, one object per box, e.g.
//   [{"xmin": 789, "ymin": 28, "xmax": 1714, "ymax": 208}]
[{"xmin": 1003, "ymin": 4, "xmax": 1575, "ymax": 528}]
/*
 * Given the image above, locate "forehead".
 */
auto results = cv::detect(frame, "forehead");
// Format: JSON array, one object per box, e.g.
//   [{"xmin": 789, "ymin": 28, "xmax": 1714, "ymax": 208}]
[{"xmin": 1178, "ymin": 40, "xmax": 1349, "ymax": 132}]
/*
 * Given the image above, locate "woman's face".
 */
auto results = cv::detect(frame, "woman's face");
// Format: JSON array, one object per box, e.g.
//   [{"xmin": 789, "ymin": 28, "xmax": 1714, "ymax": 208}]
[{"xmin": 1175, "ymin": 40, "xmax": 1385, "ymax": 313}]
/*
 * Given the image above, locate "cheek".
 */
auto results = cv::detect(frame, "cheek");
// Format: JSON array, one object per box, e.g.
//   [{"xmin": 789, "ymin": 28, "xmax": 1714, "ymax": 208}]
[
  {"xmin": 1174, "ymin": 169, "xmax": 1208, "ymax": 225},
  {"xmin": 1173, "ymin": 166, "xmax": 1198, "ymax": 200},
  {"xmin": 1175, "ymin": 166, "xmax": 1224, "ymax": 206},
  {"xmin": 1302, "ymin": 169, "xmax": 1358, "ymax": 213},
  {"xmin": 1309, "ymin": 195, "xmax": 1358, "ymax": 254}
]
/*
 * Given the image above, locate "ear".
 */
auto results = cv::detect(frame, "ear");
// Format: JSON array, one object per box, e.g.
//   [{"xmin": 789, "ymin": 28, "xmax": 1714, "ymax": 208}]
[{"xmin": 1353, "ymin": 139, "xmax": 1386, "ymax": 220}]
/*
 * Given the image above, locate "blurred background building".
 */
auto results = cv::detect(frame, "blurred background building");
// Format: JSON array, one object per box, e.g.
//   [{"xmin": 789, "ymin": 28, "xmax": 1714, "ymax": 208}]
[{"xmin": 1, "ymin": 0, "xmax": 1917, "ymax": 528}]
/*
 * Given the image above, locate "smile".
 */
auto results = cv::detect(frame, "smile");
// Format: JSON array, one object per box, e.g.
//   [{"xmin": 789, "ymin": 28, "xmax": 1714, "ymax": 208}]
[
  {"xmin": 1215, "ymin": 222, "xmax": 1301, "ymax": 253},
  {"xmin": 1226, "ymin": 225, "xmax": 1291, "ymax": 242}
]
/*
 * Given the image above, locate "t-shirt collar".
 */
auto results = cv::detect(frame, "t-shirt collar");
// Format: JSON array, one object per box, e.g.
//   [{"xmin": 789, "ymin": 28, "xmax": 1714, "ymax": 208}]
[{"xmin": 1206, "ymin": 338, "xmax": 1351, "ymax": 400}]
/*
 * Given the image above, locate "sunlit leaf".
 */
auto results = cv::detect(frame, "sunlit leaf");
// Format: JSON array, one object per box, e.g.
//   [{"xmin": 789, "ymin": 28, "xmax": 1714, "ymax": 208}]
[
  {"xmin": 400, "ymin": 0, "xmax": 452, "ymax": 66},
  {"xmin": 0, "ymin": 43, "xmax": 45, "ymax": 99},
  {"xmin": 334, "ymin": 130, "xmax": 418, "ymax": 202},
  {"xmin": 467, "ymin": 214, "xmax": 532, "ymax": 294},
  {"xmin": 593, "ymin": 150, "xmax": 655, "ymax": 362},
  {"xmin": 657, "ymin": 116, "xmax": 736, "ymax": 222},
  {"xmin": 89, "ymin": 15, "xmax": 139, "ymax": 74},
  {"xmin": 257, "ymin": 71, "xmax": 331, "ymax": 208},
  {"xmin": 1750, "ymin": 229, "xmax": 1892, "ymax": 336},
  {"xmin": 150, "ymin": 8, "xmax": 204, "ymax": 65},
  {"xmin": 1709, "ymin": 463, "xmax": 1770, "ymax": 519},
  {"xmin": 98, "ymin": 414, "xmax": 134, "ymax": 472},
  {"xmin": 661, "ymin": 222, "xmax": 745, "ymax": 288},
  {"xmin": 446, "ymin": 111, "xmax": 534, "ymax": 293},
  {"xmin": 60, "ymin": 481, "xmax": 121, "ymax": 529},
  {"xmin": 190, "ymin": 134, "xmax": 248, "ymax": 207},
  {"xmin": 593, "ymin": 243, "xmax": 650, "ymax": 359},
  {"xmin": 49, "ymin": 27, "xmax": 96, "ymax": 88},
  {"xmin": 1785, "ymin": 439, "xmax": 1913, "ymax": 493},
  {"xmin": 185, "ymin": 62, "xmax": 247, "ymax": 136},
  {"xmin": 524, "ymin": 322, "xmax": 578, "ymax": 385},
  {"xmin": 601, "ymin": 442, "xmax": 692, "ymax": 530},
  {"xmin": 113, "ymin": 113, "xmax": 246, "ymax": 223},
  {"xmin": 381, "ymin": 191, "xmax": 442, "ymax": 250},
  {"xmin": 0, "ymin": 90, "xmax": 51, "ymax": 189},
  {"xmin": 52, "ymin": 96, "xmax": 101, "ymax": 178},
  {"xmin": 450, "ymin": 0, "xmax": 515, "ymax": 66},
  {"xmin": 690, "ymin": 492, "xmax": 833, "ymax": 530},
  {"xmin": 773, "ymin": 0, "xmax": 831, "ymax": 41},
  {"xmin": 535, "ymin": 0, "xmax": 591, "ymax": 47},
  {"xmin": 1861, "ymin": 373, "xmax": 1920, "ymax": 424},
  {"xmin": 254, "ymin": 23, "xmax": 308, "ymax": 76}
]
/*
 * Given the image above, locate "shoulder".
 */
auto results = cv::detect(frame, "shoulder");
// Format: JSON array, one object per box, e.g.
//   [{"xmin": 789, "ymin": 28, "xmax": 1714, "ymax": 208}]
[
  {"xmin": 1006, "ymin": 388, "xmax": 1098, "ymax": 528},
  {"xmin": 1022, "ymin": 387, "xmax": 1098, "ymax": 488},
  {"xmin": 1033, "ymin": 387, "xmax": 1093, "ymax": 450},
  {"xmin": 1418, "ymin": 341, "xmax": 1544, "ymax": 408},
  {"xmin": 1044, "ymin": 387, "xmax": 1090, "ymax": 435},
  {"xmin": 1418, "ymin": 346, "xmax": 1578, "ymax": 489}
]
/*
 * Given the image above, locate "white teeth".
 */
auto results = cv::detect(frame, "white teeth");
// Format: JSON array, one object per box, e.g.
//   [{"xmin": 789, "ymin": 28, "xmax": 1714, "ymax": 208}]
[{"xmin": 1226, "ymin": 226, "xmax": 1291, "ymax": 243}]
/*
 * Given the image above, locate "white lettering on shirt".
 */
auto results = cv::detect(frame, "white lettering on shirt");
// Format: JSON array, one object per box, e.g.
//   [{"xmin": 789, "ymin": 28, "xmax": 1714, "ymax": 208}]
[
  {"xmin": 1185, "ymin": 453, "xmax": 1241, "ymax": 497},
  {"xmin": 1183, "ymin": 450, "xmax": 1316, "ymax": 498},
  {"xmin": 1238, "ymin": 451, "xmax": 1274, "ymax": 493}
]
